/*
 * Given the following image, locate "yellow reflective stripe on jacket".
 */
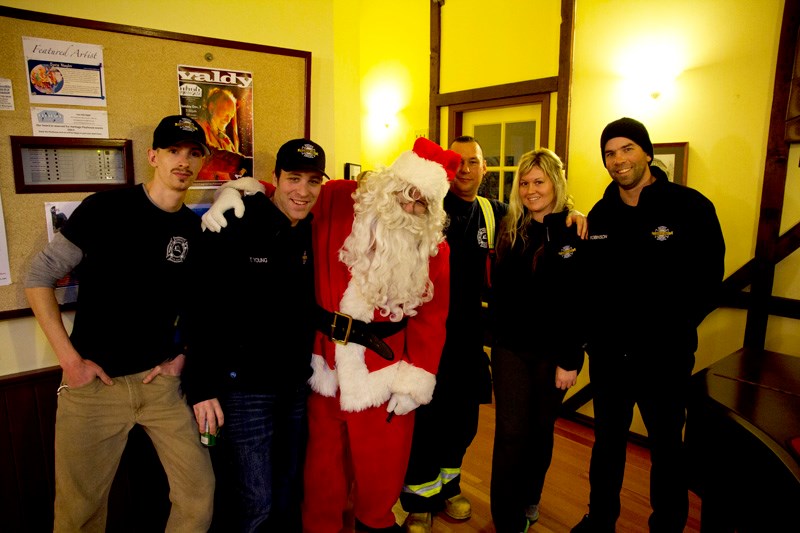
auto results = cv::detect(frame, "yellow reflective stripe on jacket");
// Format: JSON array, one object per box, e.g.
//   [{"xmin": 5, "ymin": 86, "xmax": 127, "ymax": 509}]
[{"xmin": 476, "ymin": 196, "xmax": 495, "ymax": 250}]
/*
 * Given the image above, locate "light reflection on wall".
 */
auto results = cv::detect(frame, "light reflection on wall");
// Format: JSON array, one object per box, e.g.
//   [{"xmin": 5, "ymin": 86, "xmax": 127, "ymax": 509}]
[
  {"xmin": 362, "ymin": 62, "xmax": 411, "ymax": 163},
  {"xmin": 614, "ymin": 39, "xmax": 686, "ymax": 117}
]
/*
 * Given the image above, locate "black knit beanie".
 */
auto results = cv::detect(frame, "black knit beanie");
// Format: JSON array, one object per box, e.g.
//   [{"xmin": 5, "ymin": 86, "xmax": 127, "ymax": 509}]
[{"xmin": 600, "ymin": 117, "xmax": 654, "ymax": 163}]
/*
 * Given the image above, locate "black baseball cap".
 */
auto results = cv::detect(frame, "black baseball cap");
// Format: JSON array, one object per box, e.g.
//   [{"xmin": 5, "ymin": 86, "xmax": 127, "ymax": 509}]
[
  {"xmin": 275, "ymin": 138, "xmax": 328, "ymax": 178},
  {"xmin": 152, "ymin": 115, "xmax": 209, "ymax": 155}
]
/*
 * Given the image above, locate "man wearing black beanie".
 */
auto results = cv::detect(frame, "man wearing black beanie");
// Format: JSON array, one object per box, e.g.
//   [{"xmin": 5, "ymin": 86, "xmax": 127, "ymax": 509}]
[{"xmin": 572, "ymin": 118, "xmax": 725, "ymax": 532}]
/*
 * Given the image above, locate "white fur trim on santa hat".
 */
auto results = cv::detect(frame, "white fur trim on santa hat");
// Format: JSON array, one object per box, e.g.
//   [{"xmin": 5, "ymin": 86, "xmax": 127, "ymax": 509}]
[{"xmin": 389, "ymin": 150, "xmax": 451, "ymax": 204}]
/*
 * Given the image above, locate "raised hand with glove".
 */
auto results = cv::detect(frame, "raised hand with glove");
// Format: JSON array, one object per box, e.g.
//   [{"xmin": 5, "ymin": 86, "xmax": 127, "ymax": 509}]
[{"xmin": 201, "ymin": 177, "xmax": 267, "ymax": 232}]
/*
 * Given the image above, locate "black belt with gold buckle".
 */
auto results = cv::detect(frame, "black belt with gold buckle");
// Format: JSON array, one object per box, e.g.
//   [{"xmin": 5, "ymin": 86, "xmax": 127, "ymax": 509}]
[{"xmin": 317, "ymin": 306, "xmax": 407, "ymax": 361}]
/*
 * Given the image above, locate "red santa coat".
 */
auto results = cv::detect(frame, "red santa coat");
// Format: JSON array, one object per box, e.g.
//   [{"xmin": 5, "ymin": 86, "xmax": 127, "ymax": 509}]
[{"xmin": 308, "ymin": 179, "xmax": 449, "ymax": 412}]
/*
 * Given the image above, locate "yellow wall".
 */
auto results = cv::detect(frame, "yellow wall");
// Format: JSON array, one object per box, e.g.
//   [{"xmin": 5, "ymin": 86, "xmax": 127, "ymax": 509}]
[
  {"xmin": 333, "ymin": 0, "xmax": 364, "ymax": 176},
  {"xmin": 440, "ymin": 0, "xmax": 561, "ymax": 92},
  {"xmin": 358, "ymin": 0, "xmax": 430, "ymax": 168}
]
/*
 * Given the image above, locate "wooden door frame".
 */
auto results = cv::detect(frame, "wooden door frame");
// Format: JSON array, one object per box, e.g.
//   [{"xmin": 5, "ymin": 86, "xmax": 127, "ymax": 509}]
[
  {"xmin": 719, "ymin": 0, "xmax": 800, "ymax": 346},
  {"xmin": 446, "ymin": 93, "xmax": 551, "ymax": 149},
  {"xmin": 429, "ymin": 0, "xmax": 573, "ymax": 165}
]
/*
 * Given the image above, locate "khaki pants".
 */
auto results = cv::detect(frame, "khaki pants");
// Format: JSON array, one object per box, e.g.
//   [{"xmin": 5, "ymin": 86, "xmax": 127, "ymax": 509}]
[{"xmin": 53, "ymin": 371, "xmax": 214, "ymax": 533}]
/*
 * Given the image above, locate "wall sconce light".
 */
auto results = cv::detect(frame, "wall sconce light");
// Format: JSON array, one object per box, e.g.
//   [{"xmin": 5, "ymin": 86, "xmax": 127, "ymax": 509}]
[
  {"xmin": 364, "ymin": 73, "xmax": 405, "ymax": 141},
  {"xmin": 616, "ymin": 40, "xmax": 684, "ymax": 107}
]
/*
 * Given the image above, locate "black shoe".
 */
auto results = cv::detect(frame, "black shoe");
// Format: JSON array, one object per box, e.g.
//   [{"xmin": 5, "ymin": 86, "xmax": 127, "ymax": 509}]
[
  {"xmin": 571, "ymin": 514, "xmax": 615, "ymax": 533},
  {"xmin": 354, "ymin": 517, "xmax": 403, "ymax": 532}
]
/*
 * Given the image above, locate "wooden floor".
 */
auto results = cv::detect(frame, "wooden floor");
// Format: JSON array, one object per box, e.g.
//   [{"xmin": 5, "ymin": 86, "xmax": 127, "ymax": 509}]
[{"xmin": 392, "ymin": 403, "xmax": 701, "ymax": 533}]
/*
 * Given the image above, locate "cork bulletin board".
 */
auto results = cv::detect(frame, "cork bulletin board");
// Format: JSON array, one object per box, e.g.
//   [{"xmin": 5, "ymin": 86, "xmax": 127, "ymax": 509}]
[{"xmin": 0, "ymin": 7, "xmax": 311, "ymax": 317}]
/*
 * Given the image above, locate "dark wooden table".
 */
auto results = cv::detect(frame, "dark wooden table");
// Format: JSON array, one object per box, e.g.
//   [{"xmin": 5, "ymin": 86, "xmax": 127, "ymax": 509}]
[{"xmin": 686, "ymin": 348, "xmax": 800, "ymax": 532}]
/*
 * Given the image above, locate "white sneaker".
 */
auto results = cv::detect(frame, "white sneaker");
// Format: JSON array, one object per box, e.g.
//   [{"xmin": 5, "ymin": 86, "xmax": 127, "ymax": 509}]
[{"xmin": 525, "ymin": 503, "xmax": 540, "ymax": 523}]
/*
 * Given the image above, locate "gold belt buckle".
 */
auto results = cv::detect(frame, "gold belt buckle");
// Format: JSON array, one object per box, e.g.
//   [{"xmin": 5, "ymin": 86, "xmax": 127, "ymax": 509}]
[{"xmin": 331, "ymin": 312, "xmax": 353, "ymax": 345}]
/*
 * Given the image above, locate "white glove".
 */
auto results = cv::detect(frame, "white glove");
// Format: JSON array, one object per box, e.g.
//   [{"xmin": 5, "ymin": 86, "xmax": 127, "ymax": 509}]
[
  {"xmin": 201, "ymin": 187, "xmax": 245, "ymax": 232},
  {"xmin": 200, "ymin": 178, "xmax": 266, "ymax": 232},
  {"xmin": 220, "ymin": 177, "xmax": 265, "ymax": 196},
  {"xmin": 386, "ymin": 393, "xmax": 420, "ymax": 416}
]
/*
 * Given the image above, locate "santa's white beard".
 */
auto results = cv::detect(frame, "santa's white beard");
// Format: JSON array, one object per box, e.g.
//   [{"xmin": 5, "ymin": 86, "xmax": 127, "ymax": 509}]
[{"xmin": 340, "ymin": 203, "xmax": 441, "ymax": 322}]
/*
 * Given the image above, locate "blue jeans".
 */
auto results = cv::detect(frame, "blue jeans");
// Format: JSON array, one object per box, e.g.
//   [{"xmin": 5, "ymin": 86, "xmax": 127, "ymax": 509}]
[{"xmin": 222, "ymin": 385, "xmax": 309, "ymax": 533}]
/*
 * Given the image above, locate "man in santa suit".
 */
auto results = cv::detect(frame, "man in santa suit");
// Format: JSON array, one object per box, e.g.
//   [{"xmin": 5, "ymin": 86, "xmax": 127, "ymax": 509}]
[{"xmin": 202, "ymin": 138, "xmax": 460, "ymax": 532}]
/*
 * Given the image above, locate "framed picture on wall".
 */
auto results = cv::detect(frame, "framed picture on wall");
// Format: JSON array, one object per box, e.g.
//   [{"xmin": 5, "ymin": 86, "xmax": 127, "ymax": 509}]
[
  {"xmin": 11, "ymin": 137, "xmax": 134, "ymax": 194},
  {"xmin": 344, "ymin": 162, "xmax": 361, "ymax": 180},
  {"xmin": 653, "ymin": 142, "xmax": 688, "ymax": 185}
]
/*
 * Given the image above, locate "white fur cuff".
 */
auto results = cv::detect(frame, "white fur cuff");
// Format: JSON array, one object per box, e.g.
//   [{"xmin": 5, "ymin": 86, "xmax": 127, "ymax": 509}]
[
  {"xmin": 308, "ymin": 354, "xmax": 338, "ymax": 397},
  {"xmin": 391, "ymin": 360, "xmax": 437, "ymax": 405}
]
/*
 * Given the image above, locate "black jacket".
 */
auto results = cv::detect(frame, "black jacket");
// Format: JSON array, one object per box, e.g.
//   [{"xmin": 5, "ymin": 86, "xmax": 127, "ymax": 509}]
[
  {"xmin": 439, "ymin": 192, "xmax": 508, "ymax": 403},
  {"xmin": 491, "ymin": 209, "xmax": 584, "ymax": 371},
  {"xmin": 183, "ymin": 194, "xmax": 316, "ymax": 404},
  {"xmin": 583, "ymin": 167, "xmax": 725, "ymax": 366}
]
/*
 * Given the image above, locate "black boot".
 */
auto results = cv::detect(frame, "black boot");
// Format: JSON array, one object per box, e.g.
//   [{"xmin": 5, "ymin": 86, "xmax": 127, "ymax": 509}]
[{"xmin": 571, "ymin": 514, "xmax": 615, "ymax": 533}]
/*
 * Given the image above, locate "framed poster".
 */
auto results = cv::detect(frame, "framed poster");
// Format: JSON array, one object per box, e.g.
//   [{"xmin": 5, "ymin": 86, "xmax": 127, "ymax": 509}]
[{"xmin": 653, "ymin": 142, "xmax": 688, "ymax": 185}]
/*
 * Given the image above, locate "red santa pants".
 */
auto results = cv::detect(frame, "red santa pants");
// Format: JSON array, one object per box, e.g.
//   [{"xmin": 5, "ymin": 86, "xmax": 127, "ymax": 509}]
[{"xmin": 302, "ymin": 391, "xmax": 415, "ymax": 532}]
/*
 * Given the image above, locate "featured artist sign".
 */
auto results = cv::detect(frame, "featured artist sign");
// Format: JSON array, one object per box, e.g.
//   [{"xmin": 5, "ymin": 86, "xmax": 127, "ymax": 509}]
[{"xmin": 22, "ymin": 36, "xmax": 107, "ymax": 107}]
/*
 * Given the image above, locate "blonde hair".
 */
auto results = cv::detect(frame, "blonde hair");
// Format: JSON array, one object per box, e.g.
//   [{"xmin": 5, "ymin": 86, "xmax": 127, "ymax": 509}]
[{"xmin": 501, "ymin": 148, "xmax": 573, "ymax": 250}]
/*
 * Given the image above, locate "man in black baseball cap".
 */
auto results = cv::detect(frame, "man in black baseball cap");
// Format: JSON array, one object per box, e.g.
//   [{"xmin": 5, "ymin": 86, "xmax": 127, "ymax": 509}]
[
  {"xmin": 24, "ymin": 113, "xmax": 215, "ymax": 532},
  {"xmin": 199, "ymin": 138, "xmax": 329, "ymax": 232},
  {"xmin": 153, "ymin": 115, "xmax": 210, "ymax": 156},
  {"xmin": 184, "ymin": 136, "xmax": 327, "ymax": 531}
]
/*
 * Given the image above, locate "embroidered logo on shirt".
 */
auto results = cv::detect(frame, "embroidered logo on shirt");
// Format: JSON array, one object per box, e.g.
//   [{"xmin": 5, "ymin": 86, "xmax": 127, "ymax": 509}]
[
  {"xmin": 166, "ymin": 236, "xmax": 188, "ymax": 263},
  {"xmin": 589, "ymin": 234, "xmax": 608, "ymax": 240},
  {"xmin": 559, "ymin": 245, "xmax": 577, "ymax": 259},
  {"xmin": 652, "ymin": 226, "xmax": 673, "ymax": 241},
  {"xmin": 477, "ymin": 227, "xmax": 488, "ymax": 249}
]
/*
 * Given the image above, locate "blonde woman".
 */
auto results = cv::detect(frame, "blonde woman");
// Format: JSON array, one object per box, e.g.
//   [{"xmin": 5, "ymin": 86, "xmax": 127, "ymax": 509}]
[{"xmin": 490, "ymin": 148, "xmax": 585, "ymax": 533}]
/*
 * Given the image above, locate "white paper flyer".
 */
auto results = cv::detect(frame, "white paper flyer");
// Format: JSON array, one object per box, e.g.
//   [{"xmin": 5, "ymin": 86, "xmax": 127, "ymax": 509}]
[
  {"xmin": 0, "ymin": 192, "xmax": 11, "ymax": 286},
  {"xmin": 23, "ymin": 36, "xmax": 107, "ymax": 107}
]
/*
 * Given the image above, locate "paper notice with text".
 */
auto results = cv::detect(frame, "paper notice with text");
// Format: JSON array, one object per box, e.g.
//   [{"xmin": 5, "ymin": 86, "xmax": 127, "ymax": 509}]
[{"xmin": 23, "ymin": 36, "xmax": 106, "ymax": 107}]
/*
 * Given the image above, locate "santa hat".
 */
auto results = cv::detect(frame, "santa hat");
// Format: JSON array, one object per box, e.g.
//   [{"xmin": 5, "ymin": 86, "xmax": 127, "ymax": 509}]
[{"xmin": 387, "ymin": 137, "xmax": 460, "ymax": 204}]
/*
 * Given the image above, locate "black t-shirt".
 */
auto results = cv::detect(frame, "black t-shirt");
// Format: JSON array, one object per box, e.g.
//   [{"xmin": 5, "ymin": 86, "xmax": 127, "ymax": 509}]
[{"xmin": 62, "ymin": 185, "xmax": 202, "ymax": 377}]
